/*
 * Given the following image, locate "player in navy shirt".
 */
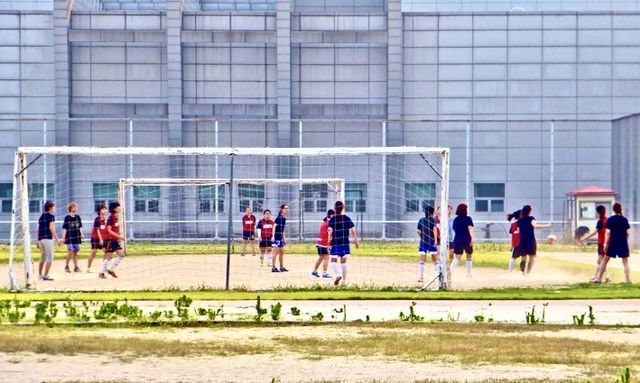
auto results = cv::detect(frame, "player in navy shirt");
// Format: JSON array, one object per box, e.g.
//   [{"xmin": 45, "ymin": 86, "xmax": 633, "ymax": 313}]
[
  {"xmin": 596, "ymin": 202, "xmax": 632, "ymax": 284},
  {"xmin": 37, "ymin": 201, "xmax": 62, "ymax": 282},
  {"xmin": 271, "ymin": 204, "xmax": 289, "ymax": 273},
  {"xmin": 451, "ymin": 203, "xmax": 474, "ymax": 278},
  {"xmin": 327, "ymin": 201, "xmax": 360, "ymax": 286},
  {"xmin": 62, "ymin": 202, "xmax": 84, "ymax": 273},
  {"xmin": 416, "ymin": 205, "xmax": 439, "ymax": 283},
  {"xmin": 517, "ymin": 205, "xmax": 551, "ymax": 275}
]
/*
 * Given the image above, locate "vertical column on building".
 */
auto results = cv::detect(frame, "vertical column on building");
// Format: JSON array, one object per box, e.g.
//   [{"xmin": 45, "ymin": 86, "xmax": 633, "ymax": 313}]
[
  {"xmin": 166, "ymin": 0, "xmax": 185, "ymax": 234},
  {"xmin": 53, "ymin": 0, "xmax": 71, "ymax": 201},
  {"xmin": 276, "ymin": 0, "xmax": 294, "ymax": 204},
  {"xmin": 386, "ymin": 0, "xmax": 404, "ymax": 238}
]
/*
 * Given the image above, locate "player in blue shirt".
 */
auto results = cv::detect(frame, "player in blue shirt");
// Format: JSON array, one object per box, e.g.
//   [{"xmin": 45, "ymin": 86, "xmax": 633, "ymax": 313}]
[
  {"xmin": 417, "ymin": 205, "xmax": 439, "ymax": 283},
  {"xmin": 37, "ymin": 201, "xmax": 62, "ymax": 282},
  {"xmin": 327, "ymin": 201, "xmax": 360, "ymax": 286},
  {"xmin": 451, "ymin": 202, "xmax": 474, "ymax": 278},
  {"xmin": 596, "ymin": 202, "xmax": 632, "ymax": 284},
  {"xmin": 271, "ymin": 204, "xmax": 289, "ymax": 273},
  {"xmin": 517, "ymin": 205, "xmax": 551, "ymax": 274}
]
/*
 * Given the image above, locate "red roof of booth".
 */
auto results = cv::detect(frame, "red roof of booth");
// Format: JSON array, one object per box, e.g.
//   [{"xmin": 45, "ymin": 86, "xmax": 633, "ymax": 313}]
[{"xmin": 567, "ymin": 185, "xmax": 616, "ymax": 196}]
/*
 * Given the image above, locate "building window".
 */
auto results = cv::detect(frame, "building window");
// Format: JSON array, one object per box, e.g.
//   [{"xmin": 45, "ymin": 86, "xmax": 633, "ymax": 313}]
[
  {"xmin": 198, "ymin": 185, "xmax": 225, "ymax": 213},
  {"xmin": 238, "ymin": 184, "xmax": 264, "ymax": 213},
  {"xmin": 29, "ymin": 183, "xmax": 55, "ymax": 213},
  {"xmin": 133, "ymin": 186, "xmax": 160, "ymax": 213},
  {"xmin": 345, "ymin": 183, "xmax": 367, "ymax": 213},
  {"xmin": 474, "ymin": 183, "xmax": 505, "ymax": 213},
  {"xmin": 302, "ymin": 184, "xmax": 328, "ymax": 213},
  {"xmin": 93, "ymin": 183, "xmax": 118, "ymax": 212},
  {"xmin": 405, "ymin": 183, "xmax": 435, "ymax": 212},
  {"xmin": 0, "ymin": 183, "xmax": 12, "ymax": 213}
]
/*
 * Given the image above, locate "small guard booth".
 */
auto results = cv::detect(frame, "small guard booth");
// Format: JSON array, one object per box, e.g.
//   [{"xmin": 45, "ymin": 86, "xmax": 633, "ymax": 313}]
[{"xmin": 565, "ymin": 185, "xmax": 617, "ymax": 241}]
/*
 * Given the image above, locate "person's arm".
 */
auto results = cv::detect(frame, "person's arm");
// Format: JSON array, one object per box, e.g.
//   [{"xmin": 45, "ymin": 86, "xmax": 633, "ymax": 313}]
[
  {"xmin": 272, "ymin": 222, "xmax": 277, "ymax": 240},
  {"xmin": 327, "ymin": 227, "xmax": 333, "ymax": 245},
  {"xmin": 468, "ymin": 225, "xmax": 474, "ymax": 246},
  {"xmin": 604, "ymin": 228, "xmax": 611, "ymax": 252},
  {"xmin": 581, "ymin": 229, "xmax": 598, "ymax": 242},
  {"xmin": 79, "ymin": 218, "xmax": 84, "ymax": 239},
  {"xmin": 51, "ymin": 221, "xmax": 62, "ymax": 245},
  {"xmin": 107, "ymin": 224, "xmax": 124, "ymax": 240},
  {"xmin": 531, "ymin": 219, "xmax": 552, "ymax": 229},
  {"xmin": 350, "ymin": 227, "xmax": 360, "ymax": 248}
]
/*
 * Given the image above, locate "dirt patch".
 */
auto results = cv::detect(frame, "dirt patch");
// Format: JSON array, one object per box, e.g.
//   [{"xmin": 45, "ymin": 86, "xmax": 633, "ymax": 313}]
[{"xmin": 2, "ymin": 252, "xmax": 594, "ymax": 291}]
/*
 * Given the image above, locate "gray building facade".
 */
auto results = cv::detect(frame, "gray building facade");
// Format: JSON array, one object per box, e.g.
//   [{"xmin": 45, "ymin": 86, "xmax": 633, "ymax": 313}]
[{"xmin": 1, "ymin": 0, "xmax": 640, "ymax": 240}]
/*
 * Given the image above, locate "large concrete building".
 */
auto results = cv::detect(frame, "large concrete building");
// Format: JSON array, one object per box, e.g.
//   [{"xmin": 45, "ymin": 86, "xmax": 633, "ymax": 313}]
[{"xmin": 1, "ymin": 0, "xmax": 639, "ymax": 240}]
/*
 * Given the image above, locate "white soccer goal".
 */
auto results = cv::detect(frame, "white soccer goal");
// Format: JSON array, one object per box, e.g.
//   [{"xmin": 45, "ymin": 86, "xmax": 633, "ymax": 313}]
[{"xmin": 7, "ymin": 146, "xmax": 450, "ymax": 291}]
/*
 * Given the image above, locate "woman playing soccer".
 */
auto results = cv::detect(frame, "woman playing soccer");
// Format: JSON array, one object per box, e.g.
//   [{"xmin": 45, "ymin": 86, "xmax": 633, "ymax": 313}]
[
  {"xmin": 451, "ymin": 202, "xmax": 474, "ymax": 278},
  {"xmin": 62, "ymin": 202, "xmax": 84, "ymax": 273},
  {"xmin": 256, "ymin": 209, "xmax": 274, "ymax": 266},
  {"xmin": 517, "ymin": 205, "xmax": 551, "ymax": 274},
  {"xmin": 271, "ymin": 204, "xmax": 289, "ymax": 272},
  {"xmin": 507, "ymin": 209, "xmax": 525, "ymax": 273},
  {"xmin": 240, "ymin": 207, "xmax": 257, "ymax": 257},
  {"xmin": 311, "ymin": 209, "xmax": 334, "ymax": 278},
  {"xmin": 596, "ymin": 202, "xmax": 632, "ymax": 284},
  {"xmin": 580, "ymin": 205, "xmax": 611, "ymax": 282},
  {"xmin": 328, "ymin": 201, "xmax": 360, "ymax": 286},
  {"xmin": 100, "ymin": 202, "xmax": 125, "ymax": 279},
  {"xmin": 87, "ymin": 204, "xmax": 107, "ymax": 273},
  {"xmin": 417, "ymin": 205, "xmax": 439, "ymax": 283}
]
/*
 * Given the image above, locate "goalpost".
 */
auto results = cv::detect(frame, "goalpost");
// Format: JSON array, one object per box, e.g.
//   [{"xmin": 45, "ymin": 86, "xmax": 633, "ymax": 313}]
[{"xmin": 7, "ymin": 146, "xmax": 450, "ymax": 292}]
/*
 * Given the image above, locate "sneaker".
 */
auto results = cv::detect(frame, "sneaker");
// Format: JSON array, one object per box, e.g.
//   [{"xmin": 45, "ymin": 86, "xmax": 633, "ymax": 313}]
[
  {"xmin": 38, "ymin": 275, "xmax": 43, "ymax": 281},
  {"xmin": 589, "ymin": 277, "xmax": 597, "ymax": 283},
  {"xmin": 322, "ymin": 272, "xmax": 332, "ymax": 278},
  {"xmin": 334, "ymin": 276, "xmax": 342, "ymax": 286},
  {"xmin": 311, "ymin": 271, "xmax": 320, "ymax": 277},
  {"xmin": 42, "ymin": 275, "xmax": 54, "ymax": 281},
  {"xmin": 279, "ymin": 267, "xmax": 289, "ymax": 272},
  {"xmin": 241, "ymin": 253, "xmax": 245, "ymax": 257},
  {"xmin": 64, "ymin": 266, "xmax": 71, "ymax": 273},
  {"xmin": 417, "ymin": 277, "xmax": 424, "ymax": 283},
  {"xmin": 86, "ymin": 268, "xmax": 93, "ymax": 273},
  {"xmin": 107, "ymin": 270, "xmax": 118, "ymax": 278},
  {"xmin": 605, "ymin": 277, "xmax": 612, "ymax": 283},
  {"xmin": 99, "ymin": 273, "xmax": 107, "ymax": 279},
  {"xmin": 73, "ymin": 267, "xmax": 81, "ymax": 273},
  {"xmin": 271, "ymin": 268, "xmax": 280, "ymax": 273},
  {"xmin": 593, "ymin": 279, "xmax": 602, "ymax": 285}
]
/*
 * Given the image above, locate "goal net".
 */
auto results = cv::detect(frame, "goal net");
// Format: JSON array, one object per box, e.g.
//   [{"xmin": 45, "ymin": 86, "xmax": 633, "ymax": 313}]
[{"xmin": 7, "ymin": 146, "xmax": 450, "ymax": 292}]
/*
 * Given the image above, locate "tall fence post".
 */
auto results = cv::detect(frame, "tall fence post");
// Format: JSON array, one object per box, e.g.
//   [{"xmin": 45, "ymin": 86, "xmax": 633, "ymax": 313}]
[
  {"xmin": 225, "ymin": 153, "xmax": 235, "ymax": 290},
  {"xmin": 214, "ymin": 119, "xmax": 219, "ymax": 240},
  {"xmin": 298, "ymin": 120, "xmax": 303, "ymax": 240},
  {"xmin": 43, "ymin": 120, "xmax": 47, "ymax": 202},
  {"xmin": 128, "ymin": 119, "xmax": 134, "ymax": 240},
  {"xmin": 550, "ymin": 120, "xmax": 555, "ymax": 225},
  {"xmin": 381, "ymin": 120, "xmax": 387, "ymax": 240}
]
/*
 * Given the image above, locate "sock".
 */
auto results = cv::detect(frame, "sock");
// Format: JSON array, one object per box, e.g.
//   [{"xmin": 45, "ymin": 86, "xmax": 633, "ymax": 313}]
[
  {"xmin": 519, "ymin": 259, "xmax": 526, "ymax": 272},
  {"xmin": 592, "ymin": 264, "xmax": 600, "ymax": 279},
  {"xmin": 466, "ymin": 260, "xmax": 473, "ymax": 276},
  {"xmin": 111, "ymin": 256, "xmax": 123, "ymax": 271},
  {"xmin": 418, "ymin": 262, "xmax": 425, "ymax": 279},
  {"xmin": 451, "ymin": 258, "xmax": 459, "ymax": 270},
  {"xmin": 526, "ymin": 257, "xmax": 536, "ymax": 274},
  {"xmin": 434, "ymin": 260, "xmax": 442, "ymax": 277},
  {"xmin": 101, "ymin": 258, "xmax": 110, "ymax": 273},
  {"xmin": 331, "ymin": 261, "xmax": 340, "ymax": 276},
  {"xmin": 267, "ymin": 252, "xmax": 272, "ymax": 264},
  {"xmin": 508, "ymin": 258, "xmax": 515, "ymax": 272},
  {"xmin": 341, "ymin": 263, "xmax": 348, "ymax": 283}
]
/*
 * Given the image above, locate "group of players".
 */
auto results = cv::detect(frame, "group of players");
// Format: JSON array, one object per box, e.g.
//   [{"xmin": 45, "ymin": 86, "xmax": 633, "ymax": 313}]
[
  {"xmin": 35, "ymin": 201, "xmax": 126, "ymax": 282},
  {"xmin": 239, "ymin": 201, "xmax": 360, "ymax": 286}
]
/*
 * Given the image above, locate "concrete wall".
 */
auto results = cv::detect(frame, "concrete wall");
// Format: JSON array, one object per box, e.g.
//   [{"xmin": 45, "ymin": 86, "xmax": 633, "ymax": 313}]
[{"xmin": 612, "ymin": 113, "xmax": 640, "ymax": 246}]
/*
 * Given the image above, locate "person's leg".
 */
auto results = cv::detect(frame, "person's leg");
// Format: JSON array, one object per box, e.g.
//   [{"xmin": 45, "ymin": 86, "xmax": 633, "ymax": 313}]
[
  {"xmin": 88, "ymin": 248, "xmax": 97, "ymax": 270},
  {"xmin": 321, "ymin": 255, "xmax": 330, "ymax": 273},
  {"xmin": 250, "ymin": 239, "xmax": 256, "ymax": 256},
  {"xmin": 526, "ymin": 255, "xmax": 536, "ymax": 274},
  {"xmin": 509, "ymin": 249, "xmax": 516, "ymax": 272},
  {"xmin": 451, "ymin": 253, "xmax": 461, "ymax": 270},
  {"xmin": 38, "ymin": 241, "xmax": 45, "ymax": 277},
  {"xmin": 42, "ymin": 241, "xmax": 54, "ymax": 277},
  {"xmin": 519, "ymin": 255, "xmax": 527, "ymax": 273},
  {"xmin": 259, "ymin": 246, "xmax": 265, "ymax": 265},
  {"xmin": 100, "ymin": 247, "xmax": 112, "ymax": 278},
  {"xmin": 241, "ymin": 239, "xmax": 247, "ymax": 256},
  {"xmin": 596, "ymin": 256, "xmax": 611, "ymax": 282},
  {"xmin": 312, "ymin": 256, "xmax": 322, "ymax": 274},
  {"xmin": 431, "ymin": 252, "xmax": 441, "ymax": 278},
  {"xmin": 622, "ymin": 258, "xmax": 631, "ymax": 283},
  {"xmin": 65, "ymin": 248, "xmax": 71, "ymax": 272},
  {"xmin": 72, "ymin": 249, "xmax": 80, "ymax": 270},
  {"xmin": 340, "ymin": 256, "xmax": 348, "ymax": 284},
  {"xmin": 418, "ymin": 252, "xmax": 426, "ymax": 282},
  {"xmin": 465, "ymin": 248, "xmax": 473, "ymax": 277},
  {"xmin": 278, "ymin": 247, "xmax": 285, "ymax": 270},
  {"xmin": 110, "ymin": 248, "xmax": 125, "ymax": 272}
]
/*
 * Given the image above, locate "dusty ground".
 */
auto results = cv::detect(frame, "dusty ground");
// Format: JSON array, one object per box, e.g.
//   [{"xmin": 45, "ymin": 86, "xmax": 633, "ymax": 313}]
[
  {"xmin": 2, "ymin": 251, "xmax": 613, "ymax": 291},
  {"xmin": 4, "ymin": 325, "xmax": 639, "ymax": 383}
]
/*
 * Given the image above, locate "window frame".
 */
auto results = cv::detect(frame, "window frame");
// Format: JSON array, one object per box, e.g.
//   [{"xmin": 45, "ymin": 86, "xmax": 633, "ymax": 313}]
[{"xmin": 474, "ymin": 183, "xmax": 505, "ymax": 213}]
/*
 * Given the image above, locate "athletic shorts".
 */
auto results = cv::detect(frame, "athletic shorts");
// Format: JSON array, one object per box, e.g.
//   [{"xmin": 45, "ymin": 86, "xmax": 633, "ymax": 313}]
[
  {"xmin": 243, "ymin": 231, "xmax": 255, "ymax": 240},
  {"xmin": 606, "ymin": 246, "xmax": 629, "ymax": 258},
  {"xmin": 66, "ymin": 244, "xmax": 81, "ymax": 252},
  {"xmin": 419, "ymin": 242, "xmax": 437, "ymax": 254},
  {"xmin": 259, "ymin": 239, "xmax": 272, "ymax": 248},
  {"xmin": 38, "ymin": 239, "xmax": 54, "ymax": 263},
  {"xmin": 330, "ymin": 244, "xmax": 350, "ymax": 257},
  {"xmin": 274, "ymin": 239, "xmax": 285, "ymax": 248},
  {"xmin": 511, "ymin": 247, "xmax": 522, "ymax": 259},
  {"xmin": 518, "ymin": 241, "xmax": 536, "ymax": 256},
  {"xmin": 104, "ymin": 240, "xmax": 122, "ymax": 253},
  {"xmin": 91, "ymin": 238, "xmax": 103, "ymax": 250},
  {"xmin": 316, "ymin": 245, "xmax": 329, "ymax": 256},
  {"xmin": 597, "ymin": 244, "xmax": 605, "ymax": 256},
  {"xmin": 453, "ymin": 243, "xmax": 473, "ymax": 256}
]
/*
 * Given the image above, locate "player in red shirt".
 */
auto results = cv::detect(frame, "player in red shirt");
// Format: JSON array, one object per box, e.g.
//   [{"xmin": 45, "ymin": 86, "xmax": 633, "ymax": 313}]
[
  {"xmin": 311, "ymin": 209, "xmax": 334, "ymax": 278},
  {"xmin": 256, "ymin": 209, "xmax": 274, "ymax": 266},
  {"xmin": 580, "ymin": 205, "xmax": 611, "ymax": 282},
  {"xmin": 507, "ymin": 210, "xmax": 525, "ymax": 273},
  {"xmin": 100, "ymin": 202, "xmax": 125, "ymax": 279},
  {"xmin": 87, "ymin": 203, "xmax": 107, "ymax": 273},
  {"xmin": 241, "ymin": 207, "xmax": 257, "ymax": 257}
]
